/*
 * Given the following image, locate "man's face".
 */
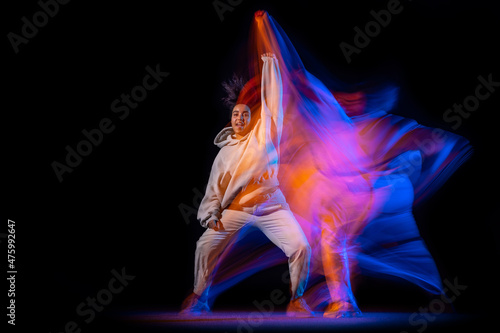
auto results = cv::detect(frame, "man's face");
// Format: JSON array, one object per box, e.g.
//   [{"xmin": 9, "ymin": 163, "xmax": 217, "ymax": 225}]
[{"xmin": 231, "ymin": 104, "xmax": 251, "ymax": 136}]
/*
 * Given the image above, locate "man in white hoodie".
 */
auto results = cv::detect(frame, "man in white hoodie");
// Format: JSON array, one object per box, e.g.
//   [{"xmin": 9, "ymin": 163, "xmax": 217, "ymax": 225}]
[{"xmin": 180, "ymin": 53, "xmax": 312, "ymax": 317}]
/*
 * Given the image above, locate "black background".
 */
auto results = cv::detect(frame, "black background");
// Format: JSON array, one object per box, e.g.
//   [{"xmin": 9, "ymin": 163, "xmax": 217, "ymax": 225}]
[{"xmin": 4, "ymin": 0, "xmax": 500, "ymax": 332}]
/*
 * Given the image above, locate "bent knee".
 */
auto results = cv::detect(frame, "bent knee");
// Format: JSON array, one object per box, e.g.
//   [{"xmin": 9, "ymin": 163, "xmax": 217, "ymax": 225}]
[
  {"xmin": 289, "ymin": 238, "xmax": 311, "ymax": 259},
  {"xmin": 195, "ymin": 236, "xmax": 212, "ymax": 255}
]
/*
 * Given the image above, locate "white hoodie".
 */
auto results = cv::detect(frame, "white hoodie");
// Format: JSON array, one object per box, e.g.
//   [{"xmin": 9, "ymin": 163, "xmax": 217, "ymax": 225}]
[{"xmin": 197, "ymin": 55, "xmax": 284, "ymax": 227}]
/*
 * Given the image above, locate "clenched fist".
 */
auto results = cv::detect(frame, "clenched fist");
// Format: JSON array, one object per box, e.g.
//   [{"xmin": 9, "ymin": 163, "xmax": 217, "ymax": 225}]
[{"xmin": 208, "ymin": 220, "xmax": 225, "ymax": 231}]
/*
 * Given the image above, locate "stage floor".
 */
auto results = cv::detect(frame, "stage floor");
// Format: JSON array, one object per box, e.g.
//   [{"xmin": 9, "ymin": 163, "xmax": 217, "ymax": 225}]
[{"xmin": 112, "ymin": 310, "xmax": 484, "ymax": 333}]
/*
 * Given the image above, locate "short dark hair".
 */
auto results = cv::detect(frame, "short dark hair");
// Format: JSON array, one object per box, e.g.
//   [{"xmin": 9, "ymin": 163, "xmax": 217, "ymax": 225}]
[{"xmin": 221, "ymin": 73, "xmax": 246, "ymax": 111}]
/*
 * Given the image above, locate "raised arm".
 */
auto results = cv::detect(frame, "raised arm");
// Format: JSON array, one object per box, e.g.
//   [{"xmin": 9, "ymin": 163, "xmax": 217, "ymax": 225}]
[{"xmin": 261, "ymin": 53, "xmax": 283, "ymax": 145}]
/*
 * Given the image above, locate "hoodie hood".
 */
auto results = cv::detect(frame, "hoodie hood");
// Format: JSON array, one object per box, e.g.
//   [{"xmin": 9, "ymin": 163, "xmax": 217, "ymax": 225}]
[{"xmin": 214, "ymin": 126, "xmax": 249, "ymax": 148}]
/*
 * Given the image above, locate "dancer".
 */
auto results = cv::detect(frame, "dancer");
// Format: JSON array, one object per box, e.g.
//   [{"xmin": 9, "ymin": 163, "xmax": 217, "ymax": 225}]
[
  {"xmin": 180, "ymin": 10, "xmax": 471, "ymax": 319},
  {"xmin": 180, "ymin": 49, "xmax": 313, "ymax": 317}
]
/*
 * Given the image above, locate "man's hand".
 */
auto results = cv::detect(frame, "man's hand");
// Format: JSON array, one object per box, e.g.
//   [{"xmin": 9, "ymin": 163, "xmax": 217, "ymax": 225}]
[
  {"xmin": 208, "ymin": 220, "xmax": 225, "ymax": 231},
  {"xmin": 254, "ymin": 10, "xmax": 267, "ymax": 18},
  {"xmin": 261, "ymin": 52, "xmax": 276, "ymax": 60}
]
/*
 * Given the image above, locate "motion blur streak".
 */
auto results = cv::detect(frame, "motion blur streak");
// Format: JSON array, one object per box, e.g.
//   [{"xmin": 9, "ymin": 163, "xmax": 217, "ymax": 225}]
[{"xmin": 203, "ymin": 11, "xmax": 472, "ymax": 310}]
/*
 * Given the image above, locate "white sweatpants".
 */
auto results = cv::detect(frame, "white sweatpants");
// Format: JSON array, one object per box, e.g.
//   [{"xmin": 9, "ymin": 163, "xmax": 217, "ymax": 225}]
[{"xmin": 193, "ymin": 207, "xmax": 311, "ymax": 300}]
